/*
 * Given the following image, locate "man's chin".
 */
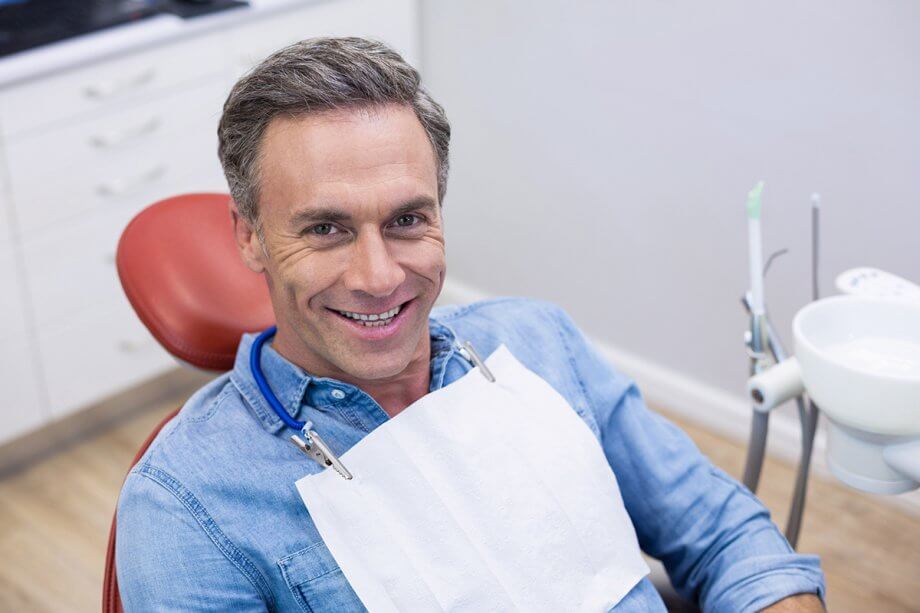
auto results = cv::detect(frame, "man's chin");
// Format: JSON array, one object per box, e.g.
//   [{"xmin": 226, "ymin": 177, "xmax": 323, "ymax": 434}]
[{"xmin": 338, "ymin": 351, "xmax": 413, "ymax": 382}]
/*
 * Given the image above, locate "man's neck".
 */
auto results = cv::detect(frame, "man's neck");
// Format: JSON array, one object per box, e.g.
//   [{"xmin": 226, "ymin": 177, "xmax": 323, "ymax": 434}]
[
  {"xmin": 361, "ymin": 358, "xmax": 431, "ymax": 418},
  {"xmin": 272, "ymin": 328, "xmax": 433, "ymax": 419}
]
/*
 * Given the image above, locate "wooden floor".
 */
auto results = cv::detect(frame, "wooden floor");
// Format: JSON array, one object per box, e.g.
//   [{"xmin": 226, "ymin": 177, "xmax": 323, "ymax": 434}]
[{"xmin": 0, "ymin": 384, "xmax": 918, "ymax": 612}]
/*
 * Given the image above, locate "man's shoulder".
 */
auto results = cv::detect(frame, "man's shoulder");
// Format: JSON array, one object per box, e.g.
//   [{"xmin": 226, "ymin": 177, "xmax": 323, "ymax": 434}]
[
  {"xmin": 433, "ymin": 297, "xmax": 603, "ymax": 420},
  {"xmin": 122, "ymin": 373, "xmax": 257, "ymax": 486},
  {"xmin": 432, "ymin": 295, "xmax": 572, "ymax": 341},
  {"xmin": 432, "ymin": 296, "xmax": 589, "ymax": 362}
]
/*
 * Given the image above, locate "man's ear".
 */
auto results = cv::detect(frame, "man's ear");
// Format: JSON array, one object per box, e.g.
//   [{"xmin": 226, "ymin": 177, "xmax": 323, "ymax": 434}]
[{"xmin": 229, "ymin": 199, "xmax": 266, "ymax": 274}]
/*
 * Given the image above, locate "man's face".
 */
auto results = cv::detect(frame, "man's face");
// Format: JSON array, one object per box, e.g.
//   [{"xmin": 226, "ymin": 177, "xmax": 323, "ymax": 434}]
[{"xmin": 233, "ymin": 104, "xmax": 446, "ymax": 383}]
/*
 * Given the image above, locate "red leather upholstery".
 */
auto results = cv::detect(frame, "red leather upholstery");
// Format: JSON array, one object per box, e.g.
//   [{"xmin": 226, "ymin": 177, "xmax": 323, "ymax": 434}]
[
  {"xmin": 115, "ymin": 193, "xmax": 274, "ymax": 371},
  {"xmin": 104, "ymin": 193, "xmax": 274, "ymax": 612}
]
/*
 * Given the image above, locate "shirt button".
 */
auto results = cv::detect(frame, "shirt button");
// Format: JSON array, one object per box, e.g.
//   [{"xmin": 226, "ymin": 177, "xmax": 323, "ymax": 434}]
[{"xmin": 331, "ymin": 389, "xmax": 346, "ymax": 400}]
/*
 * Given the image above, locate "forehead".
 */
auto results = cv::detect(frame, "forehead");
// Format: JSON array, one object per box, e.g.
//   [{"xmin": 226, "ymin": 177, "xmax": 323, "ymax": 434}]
[{"xmin": 257, "ymin": 105, "xmax": 438, "ymax": 219}]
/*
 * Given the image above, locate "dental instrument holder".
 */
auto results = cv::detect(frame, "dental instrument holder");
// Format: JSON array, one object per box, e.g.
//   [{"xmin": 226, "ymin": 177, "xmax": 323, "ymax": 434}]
[{"xmin": 740, "ymin": 190, "xmax": 821, "ymax": 550}]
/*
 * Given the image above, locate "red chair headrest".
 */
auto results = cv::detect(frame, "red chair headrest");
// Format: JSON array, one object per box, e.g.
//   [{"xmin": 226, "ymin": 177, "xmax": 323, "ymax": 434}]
[{"xmin": 116, "ymin": 193, "xmax": 274, "ymax": 371}]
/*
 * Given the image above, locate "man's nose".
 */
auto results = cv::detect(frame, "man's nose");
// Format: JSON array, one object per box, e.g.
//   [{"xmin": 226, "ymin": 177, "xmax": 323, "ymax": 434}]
[{"xmin": 343, "ymin": 231, "xmax": 406, "ymax": 297}]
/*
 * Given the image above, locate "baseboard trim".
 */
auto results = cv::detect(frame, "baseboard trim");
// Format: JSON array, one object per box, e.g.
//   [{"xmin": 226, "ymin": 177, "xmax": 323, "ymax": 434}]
[{"xmin": 438, "ymin": 278, "xmax": 920, "ymax": 517}]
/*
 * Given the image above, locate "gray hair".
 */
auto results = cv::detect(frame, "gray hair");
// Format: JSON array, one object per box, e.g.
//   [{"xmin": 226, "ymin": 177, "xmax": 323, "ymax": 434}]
[{"xmin": 217, "ymin": 36, "xmax": 451, "ymax": 227}]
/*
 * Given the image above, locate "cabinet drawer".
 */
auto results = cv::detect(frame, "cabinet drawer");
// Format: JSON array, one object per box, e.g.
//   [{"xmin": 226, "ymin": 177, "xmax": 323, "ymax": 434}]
[
  {"xmin": 6, "ymin": 79, "xmax": 227, "ymax": 234},
  {"xmin": 22, "ymin": 204, "xmax": 131, "ymax": 328},
  {"xmin": 0, "ymin": 32, "xmax": 226, "ymax": 140},
  {"xmin": 39, "ymin": 294, "xmax": 174, "ymax": 418},
  {"xmin": 21, "ymin": 160, "xmax": 227, "ymax": 328},
  {"xmin": 225, "ymin": 0, "xmax": 419, "ymax": 79},
  {"xmin": 0, "ymin": 333, "xmax": 47, "ymax": 445},
  {"xmin": 0, "ymin": 241, "xmax": 28, "ymax": 341}
]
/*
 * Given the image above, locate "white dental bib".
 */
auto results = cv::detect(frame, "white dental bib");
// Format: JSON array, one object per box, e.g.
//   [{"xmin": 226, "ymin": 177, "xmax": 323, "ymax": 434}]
[{"xmin": 296, "ymin": 344, "xmax": 649, "ymax": 612}]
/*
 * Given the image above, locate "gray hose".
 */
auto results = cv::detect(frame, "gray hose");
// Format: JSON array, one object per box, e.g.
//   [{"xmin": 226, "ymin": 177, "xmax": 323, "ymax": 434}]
[
  {"xmin": 740, "ymin": 295, "xmax": 775, "ymax": 492},
  {"xmin": 784, "ymin": 398, "xmax": 818, "ymax": 548},
  {"xmin": 742, "ymin": 410, "xmax": 770, "ymax": 493},
  {"xmin": 784, "ymin": 199, "xmax": 822, "ymax": 548},
  {"xmin": 741, "ymin": 302, "xmax": 771, "ymax": 493}
]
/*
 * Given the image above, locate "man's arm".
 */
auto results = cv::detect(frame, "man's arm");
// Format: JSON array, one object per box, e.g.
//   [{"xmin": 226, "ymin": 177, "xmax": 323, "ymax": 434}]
[
  {"xmin": 764, "ymin": 593, "xmax": 825, "ymax": 612},
  {"xmin": 551, "ymin": 306, "xmax": 826, "ymax": 612},
  {"xmin": 117, "ymin": 468, "xmax": 270, "ymax": 611}
]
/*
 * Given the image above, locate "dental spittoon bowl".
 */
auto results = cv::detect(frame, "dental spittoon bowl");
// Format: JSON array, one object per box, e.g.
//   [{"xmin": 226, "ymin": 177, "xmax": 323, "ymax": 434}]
[{"xmin": 794, "ymin": 295, "xmax": 920, "ymax": 493}]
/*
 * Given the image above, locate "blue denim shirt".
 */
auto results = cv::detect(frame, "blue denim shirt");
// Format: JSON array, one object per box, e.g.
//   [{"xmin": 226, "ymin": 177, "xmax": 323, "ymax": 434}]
[{"xmin": 116, "ymin": 297, "xmax": 825, "ymax": 612}]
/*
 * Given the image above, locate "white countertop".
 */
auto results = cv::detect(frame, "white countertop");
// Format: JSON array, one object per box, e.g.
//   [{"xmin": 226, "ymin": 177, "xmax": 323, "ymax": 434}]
[{"xmin": 0, "ymin": 0, "xmax": 319, "ymax": 89}]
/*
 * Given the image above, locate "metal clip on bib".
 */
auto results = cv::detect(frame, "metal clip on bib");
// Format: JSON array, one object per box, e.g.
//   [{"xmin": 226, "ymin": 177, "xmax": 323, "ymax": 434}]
[
  {"xmin": 458, "ymin": 341, "xmax": 496, "ymax": 383},
  {"xmin": 291, "ymin": 422, "xmax": 353, "ymax": 480}
]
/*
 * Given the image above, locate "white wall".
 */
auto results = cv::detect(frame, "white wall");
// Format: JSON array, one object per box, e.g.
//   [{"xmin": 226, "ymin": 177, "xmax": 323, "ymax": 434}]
[{"xmin": 420, "ymin": 0, "xmax": 920, "ymax": 404}]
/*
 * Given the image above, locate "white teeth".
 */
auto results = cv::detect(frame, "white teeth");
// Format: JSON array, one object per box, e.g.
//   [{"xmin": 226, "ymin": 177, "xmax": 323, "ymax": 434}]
[{"xmin": 336, "ymin": 304, "xmax": 403, "ymax": 325}]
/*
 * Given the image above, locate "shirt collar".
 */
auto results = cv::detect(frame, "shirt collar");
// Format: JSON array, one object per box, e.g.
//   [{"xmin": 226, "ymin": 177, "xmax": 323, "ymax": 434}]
[{"xmin": 230, "ymin": 315, "xmax": 460, "ymax": 434}]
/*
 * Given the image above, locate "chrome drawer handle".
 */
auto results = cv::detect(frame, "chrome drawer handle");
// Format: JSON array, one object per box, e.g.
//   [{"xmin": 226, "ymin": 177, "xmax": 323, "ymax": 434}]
[
  {"xmin": 83, "ymin": 68, "xmax": 157, "ymax": 100},
  {"xmin": 96, "ymin": 164, "xmax": 166, "ymax": 198},
  {"xmin": 90, "ymin": 117, "xmax": 161, "ymax": 149}
]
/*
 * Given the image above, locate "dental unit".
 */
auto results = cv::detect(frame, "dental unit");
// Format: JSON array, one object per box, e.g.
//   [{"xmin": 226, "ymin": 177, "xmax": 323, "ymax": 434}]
[{"xmin": 739, "ymin": 183, "xmax": 920, "ymax": 547}]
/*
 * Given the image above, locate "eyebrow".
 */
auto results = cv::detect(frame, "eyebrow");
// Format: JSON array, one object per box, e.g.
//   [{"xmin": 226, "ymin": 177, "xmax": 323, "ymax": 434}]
[{"xmin": 289, "ymin": 196, "xmax": 438, "ymax": 228}]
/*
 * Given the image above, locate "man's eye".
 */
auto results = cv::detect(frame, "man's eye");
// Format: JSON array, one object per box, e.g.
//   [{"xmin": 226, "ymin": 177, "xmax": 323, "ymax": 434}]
[
  {"xmin": 394, "ymin": 214, "xmax": 420, "ymax": 227},
  {"xmin": 309, "ymin": 223, "xmax": 339, "ymax": 236}
]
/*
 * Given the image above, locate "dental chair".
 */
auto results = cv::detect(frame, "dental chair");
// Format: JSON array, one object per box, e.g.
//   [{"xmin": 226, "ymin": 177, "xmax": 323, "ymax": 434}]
[
  {"xmin": 103, "ymin": 193, "xmax": 274, "ymax": 612},
  {"xmin": 103, "ymin": 193, "xmax": 693, "ymax": 612}
]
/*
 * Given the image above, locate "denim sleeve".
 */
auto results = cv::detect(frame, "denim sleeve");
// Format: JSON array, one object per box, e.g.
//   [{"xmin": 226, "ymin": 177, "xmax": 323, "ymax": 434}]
[
  {"xmin": 116, "ymin": 469, "xmax": 269, "ymax": 612},
  {"xmin": 551, "ymin": 305, "xmax": 826, "ymax": 612}
]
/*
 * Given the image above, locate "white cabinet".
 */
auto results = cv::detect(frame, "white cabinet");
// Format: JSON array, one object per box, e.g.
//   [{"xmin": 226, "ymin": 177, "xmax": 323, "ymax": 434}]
[
  {"xmin": 0, "ymin": 32, "xmax": 226, "ymax": 140},
  {"xmin": 0, "ymin": 335, "xmax": 46, "ymax": 441},
  {"xmin": 7, "ymin": 76, "xmax": 227, "ymax": 234},
  {"xmin": 0, "ymin": 232, "xmax": 26, "ymax": 340},
  {"xmin": 0, "ymin": 0, "xmax": 419, "ymax": 447},
  {"xmin": 0, "ymin": 214, "xmax": 47, "ymax": 441},
  {"xmin": 23, "ymin": 202, "xmax": 137, "ymax": 329},
  {"xmin": 39, "ymin": 293, "xmax": 175, "ymax": 418}
]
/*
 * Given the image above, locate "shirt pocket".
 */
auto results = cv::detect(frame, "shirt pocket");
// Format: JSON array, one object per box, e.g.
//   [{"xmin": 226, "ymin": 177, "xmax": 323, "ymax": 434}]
[{"xmin": 277, "ymin": 540, "xmax": 367, "ymax": 613}]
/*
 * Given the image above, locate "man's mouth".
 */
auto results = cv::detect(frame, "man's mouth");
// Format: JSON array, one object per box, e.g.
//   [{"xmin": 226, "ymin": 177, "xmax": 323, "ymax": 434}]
[{"xmin": 330, "ymin": 301, "xmax": 408, "ymax": 328}]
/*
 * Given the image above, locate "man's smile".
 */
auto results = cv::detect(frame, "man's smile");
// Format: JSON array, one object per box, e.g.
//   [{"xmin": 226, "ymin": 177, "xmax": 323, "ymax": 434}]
[
  {"xmin": 334, "ymin": 303, "xmax": 404, "ymax": 325},
  {"xmin": 326, "ymin": 298, "xmax": 416, "ymax": 340}
]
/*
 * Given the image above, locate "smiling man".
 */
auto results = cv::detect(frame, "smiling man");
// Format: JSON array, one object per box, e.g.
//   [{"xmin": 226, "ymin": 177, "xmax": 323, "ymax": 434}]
[
  {"xmin": 116, "ymin": 38, "xmax": 826, "ymax": 612},
  {"xmin": 234, "ymin": 104, "xmax": 446, "ymax": 417}
]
